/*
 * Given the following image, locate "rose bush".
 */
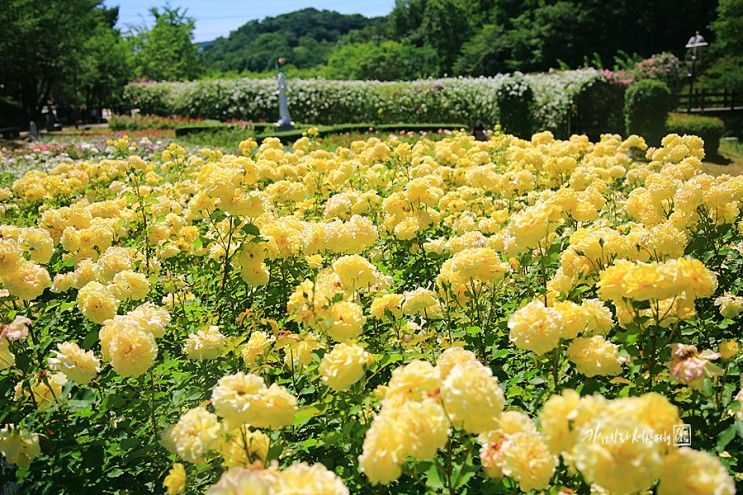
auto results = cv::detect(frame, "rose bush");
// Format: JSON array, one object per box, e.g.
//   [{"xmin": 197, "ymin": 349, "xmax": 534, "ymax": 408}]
[{"xmin": 0, "ymin": 129, "xmax": 740, "ymax": 494}]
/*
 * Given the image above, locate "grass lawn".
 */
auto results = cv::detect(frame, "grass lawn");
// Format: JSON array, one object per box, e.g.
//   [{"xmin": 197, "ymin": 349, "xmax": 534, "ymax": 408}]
[{"xmin": 702, "ymin": 139, "xmax": 743, "ymax": 176}]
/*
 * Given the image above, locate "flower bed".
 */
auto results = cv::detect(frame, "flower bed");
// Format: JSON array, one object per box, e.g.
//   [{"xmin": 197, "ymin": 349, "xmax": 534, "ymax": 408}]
[{"xmin": 0, "ymin": 130, "xmax": 740, "ymax": 494}]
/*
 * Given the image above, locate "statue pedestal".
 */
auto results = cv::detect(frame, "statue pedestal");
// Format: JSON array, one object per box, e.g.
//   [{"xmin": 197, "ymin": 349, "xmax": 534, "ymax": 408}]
[{"xmin": 276, "ymin": 118, "xmax": 294, "ymax": 131}]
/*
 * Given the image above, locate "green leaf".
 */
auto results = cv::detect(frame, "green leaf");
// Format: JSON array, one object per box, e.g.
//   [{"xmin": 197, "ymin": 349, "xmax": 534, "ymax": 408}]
[
  {"xmin": 241, "ymin": 222, "xmax": 261, "ymax": 237},
  {"xmin": 716, "ymin": 423, "xmax": 737, "ymax": 451},
  {"xmin": 82, "ymin": 329, "xmax": 99, "ymax": 350},
  {"xmin": 424, "ymin": 461, "xmax": 444, "ymax": 490},
  {"xmin": 107, "ymin": 468, "xmax": 124, "ymax": 478},
  {"xmin": 293, "ymin": 406, "xmax": 320, "ymax": 427}
]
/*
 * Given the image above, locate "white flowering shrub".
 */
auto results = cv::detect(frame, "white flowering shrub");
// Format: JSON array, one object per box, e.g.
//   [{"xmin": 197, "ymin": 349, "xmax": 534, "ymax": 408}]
[{"xmin": 124, "ymin": 70, "xmax": 618, "ymax": 135}]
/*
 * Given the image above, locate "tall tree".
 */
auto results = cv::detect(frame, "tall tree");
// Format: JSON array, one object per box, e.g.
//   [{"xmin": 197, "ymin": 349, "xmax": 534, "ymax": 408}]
[
  {"xmin": 712, "ymin": 0, "xmax": 743, "ymax": 53},
  {"xmin": 131, "ymin": 6, "xmax": 201, "ymax": 81},
  {"xmin": 703, "ymin": 0, "xmax": 743, "ymax": 90},
  {"xmin": 389, "ymin": 0, "xmax": 471, "ymax": 73},
  {"xmin": 0, "ymin": 0, "xmax": 105, "ymax": 121}
]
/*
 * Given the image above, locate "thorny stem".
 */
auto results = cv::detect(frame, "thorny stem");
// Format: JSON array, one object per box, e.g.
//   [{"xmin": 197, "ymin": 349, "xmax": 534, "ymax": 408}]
[
  {"xmin": 537, "ymin": 242, "xmax": 549, "ymax": 306},
  {"xmin": 129, "ymin": 169, "xmax": 152, "ymax": 275}
]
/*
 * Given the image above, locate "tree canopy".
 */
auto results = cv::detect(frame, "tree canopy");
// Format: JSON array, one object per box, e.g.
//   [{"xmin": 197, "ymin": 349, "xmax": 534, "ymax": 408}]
[
  {"xmin": 129, "ymin": 6, "xmax": 202, "ymax": 81},
  {"xmin": 0, "ymin": 0, "xmax": 127, "ymax": 122}
]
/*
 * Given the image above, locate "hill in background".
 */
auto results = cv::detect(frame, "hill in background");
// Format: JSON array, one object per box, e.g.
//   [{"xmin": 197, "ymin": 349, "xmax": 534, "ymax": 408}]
[{"xmin": 202, "ymin": 8, "xmax": 384, "ymax": 73}]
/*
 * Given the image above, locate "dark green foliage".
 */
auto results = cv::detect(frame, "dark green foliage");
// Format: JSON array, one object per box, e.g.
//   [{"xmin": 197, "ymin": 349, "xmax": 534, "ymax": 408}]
[
  {"xmin": 666, "ymin": 112, "xmax": 726, "ymax": 157},
  {"xmin": 453, "ymin": 24, "xmax": 509, "ymax": 76},
  {"xmin": 389, "ymin": 0, "xmax": 718, "ymax": 76},
  {"xmin": 573, "ymin": 80, "xmax": 626, "ymax": 138},
  {"xmin": 495, "ymin": 75, "xmax": 534, "ymax": 137},
  {"xmin": 0, "ymin": 0, "xmax": 127, "ymax": 121},
  {"xmin": 701, "ymin": 0, "xmax": 743, "ymax": 91},
  {"xmin": 129, "ymin": 6, "xmax": 202, "ymax": 81},
  {"xmin": 200, "ymin": 1, "xmax": 720, "ymax": 79},
  {"xmin": 325, "ymin": 41, "xmax": 439, "ymax": 81},
  {"xmin": 624, "ymin": 80, "xmax": 673, "ymax": 145},
  {"xmin": 0, "ymin": 97, "xmax": 24, "ymax": 127}
]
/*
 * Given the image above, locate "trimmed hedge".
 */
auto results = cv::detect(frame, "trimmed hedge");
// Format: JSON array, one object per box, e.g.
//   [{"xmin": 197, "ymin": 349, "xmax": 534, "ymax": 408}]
[
  {"xmin": 573, "ymin": 79, "xmax": 626, "ymax": 138},
  {"xmin": 176, "ymin": 122, "xmax": 468, "ymax": 142},
  {"xmin": 496, "ymin": 74, "xmax": 534, "ymax": 137},
  {"xmin": 254, "ymin": 123, "xmax": 467, "ymax": 142},
  {"xmin": 625, "ymin": 80, "xmax": 673, "ymax": 145},
  {"xmin": 666, "ymin": 113, "xmax": 725, "ymax": 158},
  {"xmin": 123, "ymin": 70, "xmax": 619, "ymax": 136},
  {"xmin": 110, "ymin": 115, "xmax": 226, "ymax": 131}
]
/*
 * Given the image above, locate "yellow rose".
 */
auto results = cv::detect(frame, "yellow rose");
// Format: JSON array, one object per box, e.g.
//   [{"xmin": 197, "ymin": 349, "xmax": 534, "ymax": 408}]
[
  {"xmin": 219, "ymin": 426, "xmax": 269, "ymax": 467},
  {"xmin": 658, "ymin": 447, "xmax": 735, "ymax": 495},
  {"xmin": 441, "ymin": 359, "xmax": 504, "ymax": 434},
  {"xmin": 319, "ymin": 342, "xmax": 370, "ymax": 391},
  {"xmin": 163, "ymin": 463, "xmax": 186, "ymax": 495},
  {"xmin": 183, "ymin": 326, "xmax": 226, "ymax": 360},
  {"xmin": 719, "ymin": 339, "xmax": 739, "ymax": 360},
  {"xmin": 241, "ymin": 331, "xmax": 273, "ymax": 367},
  {"xmin": 101, "ymin": 324, "xmax": 157, "ymax": 377},
  {"xmin": 327, "ymin": 301, "xmax": 365, "ymax": 342},
  {"xmin": 77, "ymin": 281, "xmax": 119, "ymax": 324},
  {"xmin": 508, "ymin": 299, "xmax": 563, "ymax": 355},
  {"xmin": 0, "ymin": 426, "xmax": 41, "ymax": 469},
  {"xmin": 499, "ymin": 432, "xmax": 556, "ymax": 492},
  {"xmin": 171, "ymin": 406, "xmax": 221, "ymax": 463},
  {"xmin": 566, "ymin": 336, "xmax": 622, "ymax": 377},
  {"xmin": 211, "ymin": 372, "xmax": 267, "ymax": 422},
  {"xmin": 48, "ymin": 341, "xmax": 100, "ymax": 384},
  {"xmin": 332, "ymin": 255, "xmax": 377, "ymax": 291},
  {"xmin": 274, "ymin": 462, "xmax": 348, "ymax": 495}
]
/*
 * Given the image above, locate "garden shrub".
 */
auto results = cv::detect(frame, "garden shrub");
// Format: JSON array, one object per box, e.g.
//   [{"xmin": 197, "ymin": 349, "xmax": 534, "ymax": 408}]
[
  {"xmin": 124, "ymin": 69, "xmax": 621, "ymax": 132},
  {"xmin": 572, "ymin": 79, "xmax": 626, "ymax": 138},
  {"xmin": 666, "ymin": 112, "xmax": 725, "ymax": 158},
  {"xmin": 495, "ymin": 73, "xmax": 535, "ymax": 137},
  {"xmin": 624, "ymin": 79, "xmax": 673, "ymax": 145},
  {"xmin": 0, "ymin": 96, "xmax": 24, "ymax": 127}
]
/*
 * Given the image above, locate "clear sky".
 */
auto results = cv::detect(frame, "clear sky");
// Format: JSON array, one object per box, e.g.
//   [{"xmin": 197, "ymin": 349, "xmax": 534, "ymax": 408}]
[{"xmin": 104, "ymin": 0, "xmax": 396, "ymax": 42}]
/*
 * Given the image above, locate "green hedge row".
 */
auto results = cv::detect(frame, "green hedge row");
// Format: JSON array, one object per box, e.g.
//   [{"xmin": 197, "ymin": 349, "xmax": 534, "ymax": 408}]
[{"xmin": 123, "ymin": 70, "xmax": 622, "ymax": 138}]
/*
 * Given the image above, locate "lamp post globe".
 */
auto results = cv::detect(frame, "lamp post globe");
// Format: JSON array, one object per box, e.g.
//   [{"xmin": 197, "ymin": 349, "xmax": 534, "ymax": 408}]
[{"xmin": 685, "ymin": 31, "xmax": 708, "ymax": 112}]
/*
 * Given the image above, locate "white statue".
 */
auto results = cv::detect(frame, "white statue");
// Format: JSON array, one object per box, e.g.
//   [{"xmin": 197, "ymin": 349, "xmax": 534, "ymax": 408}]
[{"xmin": 277, "ymin": 71, "xmax": 293, "ymax": 129}]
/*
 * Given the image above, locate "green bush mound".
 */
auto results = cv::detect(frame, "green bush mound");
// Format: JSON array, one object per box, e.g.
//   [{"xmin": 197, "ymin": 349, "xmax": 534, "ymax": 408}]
[
  {"xmin": 572, "ymin": 79, "xmax": 626, "ymax": 138},
  {"xmin": 624, "ymin": 80, "xmax": 673, "ymax": 146},
  {"xmin": 495, "ymin": 75, "xmax": 535, "ymax": 138},
  {"xmin": 666, "ymin": 113, "xmax": 726, "ymax": 158}
]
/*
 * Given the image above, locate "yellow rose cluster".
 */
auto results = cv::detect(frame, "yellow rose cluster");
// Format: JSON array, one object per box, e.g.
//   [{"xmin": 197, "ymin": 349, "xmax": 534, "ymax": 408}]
[
  {"xmin": 539, "ymin": 389, "xmax": 735, "ymax": 494},
  {"xmin": 360, "ymin": 348, "xmax": 505, "ymax": 485},
  {"xmin": 205, "ymin": 462, "xmax": 348, "ymax": 495},
  {"xmin": 211, "ymin": 372, "xmax": 297, "ymax": 428}
]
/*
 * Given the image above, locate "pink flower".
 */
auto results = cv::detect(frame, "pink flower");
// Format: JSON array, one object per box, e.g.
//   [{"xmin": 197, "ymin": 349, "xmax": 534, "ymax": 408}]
[
  {"xmin": 669, "ymin": 343, "xmax": 722, "ymax": 387},
  {"xmin": 0, "ymin": 316, "xmax": 32, "ymax": 342}
]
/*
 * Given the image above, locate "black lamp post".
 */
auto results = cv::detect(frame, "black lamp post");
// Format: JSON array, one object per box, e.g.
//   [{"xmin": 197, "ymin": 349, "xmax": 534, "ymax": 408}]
[{"xmin": 685, "ymin": 31, "xmax": 708, "ymax": 112}]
